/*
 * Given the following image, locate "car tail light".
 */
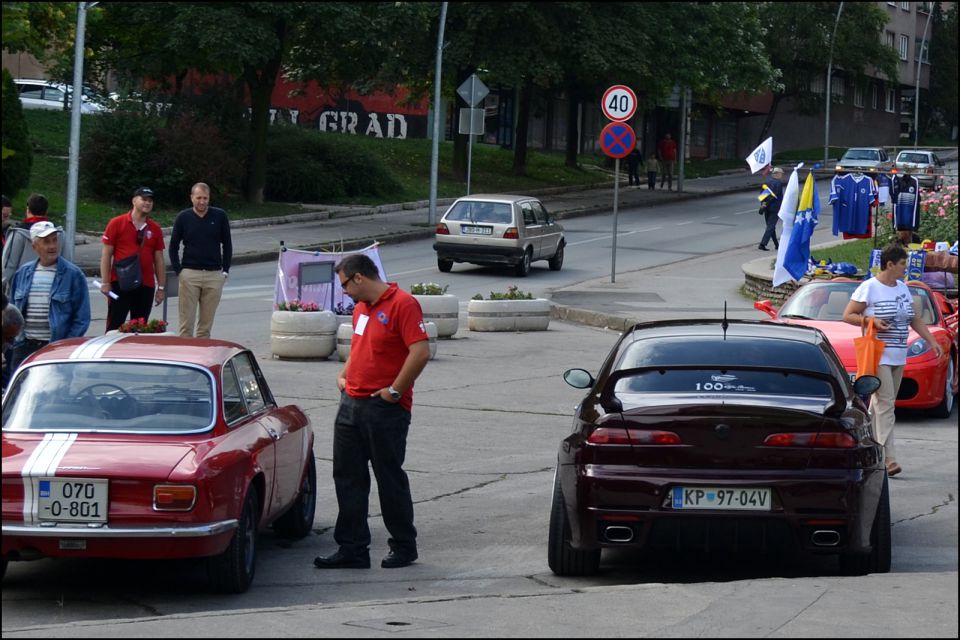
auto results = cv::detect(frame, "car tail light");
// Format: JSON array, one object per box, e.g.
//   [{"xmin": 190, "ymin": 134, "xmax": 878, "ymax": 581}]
[
  {"xmin": 587, "ymin": 427, "xmax": 682, "ymax": 445},
  {"xmin": 763, "ymin": 433, "xmax": 857, "ymax": 448},
  {"xmin": 503, "ymin": 227, "xmax": 519, "ymax": 239},
  {"xmin": 153, "ymin": 485, "xmax": 197, "ymax": 511},
  {"xmin": 436, "ymin": 223, "xmax": 449, "ymax": 235}
]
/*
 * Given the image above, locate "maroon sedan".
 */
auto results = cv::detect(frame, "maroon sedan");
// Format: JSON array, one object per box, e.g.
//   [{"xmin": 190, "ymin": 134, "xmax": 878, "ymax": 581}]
[
  {"xmin": 2, "ymin": 335, "xmax": 316, "ymax": 593},
  {"xmin": 550, "ymin": 320, "xmax": 889, "ymax": 577}
]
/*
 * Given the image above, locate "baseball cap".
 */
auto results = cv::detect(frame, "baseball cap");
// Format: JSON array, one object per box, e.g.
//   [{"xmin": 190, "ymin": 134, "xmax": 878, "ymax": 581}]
[
  {"xmin": 133, "ymin": 186, "xmax": 155, "ymax": 198},
  {"xmin": 29, "ymin": 220, "xmax": 60, "ymax": 240}
]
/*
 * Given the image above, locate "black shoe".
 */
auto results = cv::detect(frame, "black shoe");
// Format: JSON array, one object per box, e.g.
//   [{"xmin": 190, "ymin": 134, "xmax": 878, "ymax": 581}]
[
  {"xmin": 314, "ymin": 549, "xmax": 370, "ymax": 569},
  {"xmin": 758, "ymin": 245, "xmax": 769, "ymax": 251},
  {"xmin": 381, "ymin": 549, "xmax": 418, "ymax": 568}
]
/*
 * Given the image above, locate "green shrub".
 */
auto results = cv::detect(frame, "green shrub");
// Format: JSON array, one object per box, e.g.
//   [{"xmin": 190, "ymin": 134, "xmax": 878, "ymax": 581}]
[
  {"xmin": 81, "ymin": 111, "xmax": 162, "ymax": 202},
  {"xmin": 473, "ymin": 286, "xmax": 534, "ymax": 300},
  {"xmin": 1, "ymin": 69, "xmax": 33, "ymax": 198},
  {"xmin": 264, "ymin": 126, "xmax": 402, "ymax": 202}
]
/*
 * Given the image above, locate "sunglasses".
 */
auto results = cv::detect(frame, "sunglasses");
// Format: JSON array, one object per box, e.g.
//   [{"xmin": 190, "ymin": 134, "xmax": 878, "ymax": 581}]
[
  {"xmin": 136, "ymin": 228, "xmax": 145, "ymax": 245},
  {"xmin": 339, "ymin": 274, "xmax": 357, "ymax": 288}
]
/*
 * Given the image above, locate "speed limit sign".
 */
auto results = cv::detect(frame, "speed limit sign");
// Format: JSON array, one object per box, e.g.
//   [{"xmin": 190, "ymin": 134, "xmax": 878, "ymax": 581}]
[{"xmin": 601, "ymin": 85, "xmax": 637, "ymax": 122}]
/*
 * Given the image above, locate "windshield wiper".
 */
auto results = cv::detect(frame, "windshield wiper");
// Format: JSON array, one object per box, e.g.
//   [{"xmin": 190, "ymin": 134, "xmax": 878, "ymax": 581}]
[{"xmin": 779, "ymin": 313, "xmax": 816, "ymax": 320}]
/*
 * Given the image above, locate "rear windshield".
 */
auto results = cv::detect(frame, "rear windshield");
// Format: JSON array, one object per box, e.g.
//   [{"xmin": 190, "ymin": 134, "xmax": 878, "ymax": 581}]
[
  {"xmin": 2, "ymin": 361, "xmax": 214, "ymax": 434},
  {"xmin": 897, "ymin": 152, "xmax": 929, "ymax": 163},
  {"xmin": 613, "ymin": 369, "xmax": 832, "ymax": 398},
  {"xmin": 617, "ymin": 336, "xmax": 830, "ymax": 373},
  {"xmin": 444, "ymin": 201, "xmax": 514, "ymax": 224},
  {"xmin": 842, "ymin": 149, "xmax": 879, "ymax": 161}
]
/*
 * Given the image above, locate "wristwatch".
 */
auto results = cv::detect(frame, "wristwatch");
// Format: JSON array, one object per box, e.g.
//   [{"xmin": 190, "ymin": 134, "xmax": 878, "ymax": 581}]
[
  {"xmin": 157, "ymin": 285, "xmax": 165, "ymax": 291},
  {"xmin": 387, "ymin": 386, "xmax": 402, "ymax": 401}
]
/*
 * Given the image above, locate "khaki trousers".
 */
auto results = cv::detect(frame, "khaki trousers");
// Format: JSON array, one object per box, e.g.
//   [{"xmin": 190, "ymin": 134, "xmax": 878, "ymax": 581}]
[
  {"xmin": 177, "ymin": 268, "xmax": 226, "ymax": 338},
  {"xmin": 870, "ymin": 364, "xmax": 904, "ymax": 462}
]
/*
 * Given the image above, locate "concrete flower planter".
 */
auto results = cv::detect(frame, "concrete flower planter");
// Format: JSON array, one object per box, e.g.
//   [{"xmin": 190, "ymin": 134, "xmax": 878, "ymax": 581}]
[
  {"xmin": 467, "ymin": 298, "xmax": 551, "ymax": 332},
  {"xmin": 271, "ymin": 310, "xmax": 337, "ymax": 359},
  {"xmin": 337, "ymin": 321, "xmax": 438, "ymax": 362},
  {"xmin": 413, "ymin": 293, "xmax": 460, "ymax": 338}
]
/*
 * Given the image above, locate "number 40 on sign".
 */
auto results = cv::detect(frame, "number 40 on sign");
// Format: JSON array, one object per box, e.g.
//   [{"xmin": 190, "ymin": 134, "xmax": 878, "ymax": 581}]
[{"xmin": 602, "ymin": 85, "xmax": 637, "ymax": 122}]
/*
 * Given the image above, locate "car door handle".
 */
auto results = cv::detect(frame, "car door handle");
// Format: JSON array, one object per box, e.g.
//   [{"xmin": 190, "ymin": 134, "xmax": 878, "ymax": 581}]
[{"xmin": 267, "ymin": 428, "xmax": 280, "ymax": 440}]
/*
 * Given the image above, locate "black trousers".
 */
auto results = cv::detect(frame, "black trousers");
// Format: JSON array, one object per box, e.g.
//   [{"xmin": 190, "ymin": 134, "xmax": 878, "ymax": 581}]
[
  {"xmin": 647, "ymin": 171, "xmax": 657, "ymax": 190},
  {"xmin": 627, "ymin": 164, "xmax": 640, "ymax": 186},
  {"xmin": 332, "ymin": 392, "xmax": 417, "ymax": 555},
  {"xmin": 106, "ymin": 283, "xmax": 155, "ymax": 332},
  {"xmin": 759, "ymin": 209, "xmax": 780, "ymax": 249}
]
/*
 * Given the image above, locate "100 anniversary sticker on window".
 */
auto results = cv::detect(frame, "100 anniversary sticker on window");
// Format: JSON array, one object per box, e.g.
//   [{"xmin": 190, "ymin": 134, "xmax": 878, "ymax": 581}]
[{"xmin": 38, "ymin": 478, "xmax": 109, "ymax": 523}]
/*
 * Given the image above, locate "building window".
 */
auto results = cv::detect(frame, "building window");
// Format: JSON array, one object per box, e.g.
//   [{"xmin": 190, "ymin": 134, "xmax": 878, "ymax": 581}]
[
  {"xmin": 898, "ymin": 34, "xmax": 909, "ymax": 61},
  {"xmin": 885, "ymin": 31, "xmax": 895, "ymax": 48},
  {"xmin": 886, "ymin": 88, "xmax": 897, "ymax": 113},
  {"xmin": 872, "ymin": 85, "xmax": 880, "ymax": 109},
  {"xmin": 914, "ymin": 39, "xmax": 930, "ymax": 63},
  {"xmin": 831, "ymin": 77, "xmax": 845, "ymax": 104},
  {"xmin": 900, "ymin": 94, "xmax": 913, "ymax": 115},
  {"xmin": 809, "ymin": 74, "xmax": 825, "ymax": 95},
  {"xmin": 854, "ymin": 85, "xmax": 865, "ymax": 108},
  {"xmin": 900, "ymin": 1, "xmax": 910, "ymax": 10},
  {"xmin": 919, "ymin": 1, "xmax": 933, "ymax": 12}
]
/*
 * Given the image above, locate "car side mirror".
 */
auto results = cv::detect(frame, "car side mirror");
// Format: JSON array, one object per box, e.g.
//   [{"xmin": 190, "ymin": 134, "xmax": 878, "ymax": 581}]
[
  {"xmin": 563, "ymin": 368, "xmax": 594, "ymax": 389},
  {"xmin": 753, "ymin": 300, "xmax": 776, "ymax": 318},
  {"xmin": 853, "ymin": 375, "xmax": 881, "ymax": 396}
]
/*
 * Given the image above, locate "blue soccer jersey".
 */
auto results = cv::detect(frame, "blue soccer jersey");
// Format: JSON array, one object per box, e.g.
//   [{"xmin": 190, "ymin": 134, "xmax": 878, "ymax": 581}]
[
  {"xmin": 892, "ymin": 174, "xmax": 921, "ymax": 231},
  {"xmin": 829, "ymin": 174, "xmax": 876, "ymax": 236}
]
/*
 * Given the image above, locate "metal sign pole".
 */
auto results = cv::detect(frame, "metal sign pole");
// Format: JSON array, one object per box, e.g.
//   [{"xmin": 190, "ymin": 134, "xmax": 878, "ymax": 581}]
[
  {"xmin": 466, "ymin": 75, "xmax": 477, "ymax": 195},
  {"xmin": 611, "ymin": 157, "xmax": 620, "ymax": 283}
]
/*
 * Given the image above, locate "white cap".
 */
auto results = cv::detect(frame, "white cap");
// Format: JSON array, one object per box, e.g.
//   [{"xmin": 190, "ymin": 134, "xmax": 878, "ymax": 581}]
[{"xmin": 29, "ymin": 220, "xmax": 60, "ymax": 240}]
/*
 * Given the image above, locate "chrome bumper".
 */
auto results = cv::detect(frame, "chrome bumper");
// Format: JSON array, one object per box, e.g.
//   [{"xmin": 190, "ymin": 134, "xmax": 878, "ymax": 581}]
[{"xmin": 2, "ymin": 519, "xmax": 238, "ymax": 538}]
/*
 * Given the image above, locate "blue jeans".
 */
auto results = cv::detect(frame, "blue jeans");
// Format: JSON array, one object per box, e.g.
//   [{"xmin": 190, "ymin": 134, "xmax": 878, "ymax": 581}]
[{"xmin": 332, "ymin": 392, "xmax": 417, "ymax": 556}]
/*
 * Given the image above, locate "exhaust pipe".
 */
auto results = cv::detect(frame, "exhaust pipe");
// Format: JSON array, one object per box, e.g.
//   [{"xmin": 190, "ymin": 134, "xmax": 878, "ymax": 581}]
[
  {"xmin": 604, "ymin": 525, "xmax": 635, "ymax": 543},
  {"xmin": 811, "ymin": 530, "xmax": 841, "ymax": 547}
]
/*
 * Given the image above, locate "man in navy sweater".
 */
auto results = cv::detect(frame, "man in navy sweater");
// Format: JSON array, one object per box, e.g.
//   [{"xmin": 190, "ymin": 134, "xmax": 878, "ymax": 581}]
[{"xmin": 168, "ymin": 183, "xmax": 233, "ymax": 338}]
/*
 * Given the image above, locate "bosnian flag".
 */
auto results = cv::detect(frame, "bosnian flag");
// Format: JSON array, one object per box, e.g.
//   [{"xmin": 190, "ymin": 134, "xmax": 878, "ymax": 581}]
[
  {"xmin": 758, "ymin": 184, "xmax": 778, "ymax": 202},
  {"xmin": 782, "ymin": 171, "xmax": 820, "ymax": 282},
  {"xmin": 772, "ymin": 164, "xmax": 801, "ymax": 287},
  {"xmin": 745, "ymin": 136, "xmax": 773, "ymax": 174}
]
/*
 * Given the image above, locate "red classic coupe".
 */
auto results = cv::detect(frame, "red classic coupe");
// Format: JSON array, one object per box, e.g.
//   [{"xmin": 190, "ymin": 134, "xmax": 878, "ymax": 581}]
[
  {"xmin": 1, "ymin": 335, "xmax": 316, "ymax": 593},
  {"xmin": 755, "ymin": 279, "xmax": 958, "ymax": 418}
]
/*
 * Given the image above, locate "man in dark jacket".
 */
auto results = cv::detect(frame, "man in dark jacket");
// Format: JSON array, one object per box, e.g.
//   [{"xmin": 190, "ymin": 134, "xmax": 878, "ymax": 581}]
[{"xmin": 758, "ymin": 167, "xmax": 785, "ymax": 251}]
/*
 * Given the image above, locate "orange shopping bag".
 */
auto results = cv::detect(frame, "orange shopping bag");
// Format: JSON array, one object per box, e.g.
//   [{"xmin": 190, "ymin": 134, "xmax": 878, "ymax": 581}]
[{"xmin": 854, "ymin": 317, "xmax": 885, "ymax": 378}]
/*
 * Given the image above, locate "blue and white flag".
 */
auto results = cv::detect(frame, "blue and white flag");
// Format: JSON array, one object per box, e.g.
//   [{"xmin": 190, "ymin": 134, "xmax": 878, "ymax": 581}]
[
  {"xmin": 782, "ymin": 171, "xmax": 820, "ymax": 282},
  {"xmin": 745, "ymin": 136, "xmax": 773, "ymax": 174},
  {"xmin": 772, "ymin": 164, "xmax": 801, "ymax": 287}
]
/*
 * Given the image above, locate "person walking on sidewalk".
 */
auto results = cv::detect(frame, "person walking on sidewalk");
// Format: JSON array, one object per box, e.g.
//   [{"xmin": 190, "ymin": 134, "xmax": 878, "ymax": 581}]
[
  {"xmin": 168, "ymin": 183, "xmax": 232, "ymax": 338},
  {"xmin": 758, "ymin": 167, "xmax": 785, "ymax": 251},
  {"xmin": 841, "ymin": 243, "xmax": 943, "ymax": 478},
  {"xmin": 658, "ymin": 133, "xmax": 677, "ymax": 191},
  {"xmin": 314, "ymin": 253, "xmax": 430, "ymax": 571},
  {"xmin": 7, "ymin": 221, "xmax": 90, "ymax": 369},
  {"xmin": 626, "ymin": 146, "xmax": 642, "ymax": 187},
  {"xmin": 99, "ymin": 186, "xmax": 166, "ymax": 331},
  {"xmin": 646, "ymin": 152, "xmax": 659, "ymax": 190}
]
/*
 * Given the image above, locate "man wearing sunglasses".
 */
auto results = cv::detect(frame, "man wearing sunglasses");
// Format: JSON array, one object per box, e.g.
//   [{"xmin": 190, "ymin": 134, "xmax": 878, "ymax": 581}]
[{"xmin": 99, "ymin": 186, "xmax": 166, "ymax": 331}]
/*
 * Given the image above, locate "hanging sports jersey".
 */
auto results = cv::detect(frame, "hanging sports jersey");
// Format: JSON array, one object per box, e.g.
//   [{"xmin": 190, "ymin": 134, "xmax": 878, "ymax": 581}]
[
  {"xmin": 829, "ymin": 173, "xmax": 877, "ymax": 236},
  {"xmin": 891, "ymin": 174, "xmax": 921, "ymax": 231},
  {"xmin": 875, "ymin": 173, "xmax": 892, "ymax": 205}
]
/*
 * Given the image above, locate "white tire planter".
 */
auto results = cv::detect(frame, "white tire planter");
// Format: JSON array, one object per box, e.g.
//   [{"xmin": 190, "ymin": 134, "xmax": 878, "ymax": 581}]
[
  {"xmin": 413, "ymin": 294, "xmax": 460, "ymax": 338},
  {"xmin": 337, "ymin": 321, "xmax": 438, "ymax": 362},
  {"xmin": 271, "ymin": 310, "xmax": 337, "ymax": 359},
  {"xmin": 467, "ymin": 298, "xmax": 551, "ymax": 332}
]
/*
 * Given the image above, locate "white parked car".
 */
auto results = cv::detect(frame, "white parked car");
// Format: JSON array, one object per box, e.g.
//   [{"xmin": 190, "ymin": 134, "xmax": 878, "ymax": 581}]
[
  {"xmin": 433, "ymin": 194, "xmax": 565, "ymax": 277},
  {"xmin": 13, "ymin": 78, "xmax": 109, "ymax": 114},
  {"xmin": 893, "ymin": 150, "xmax": 945, "ymax": 191}
]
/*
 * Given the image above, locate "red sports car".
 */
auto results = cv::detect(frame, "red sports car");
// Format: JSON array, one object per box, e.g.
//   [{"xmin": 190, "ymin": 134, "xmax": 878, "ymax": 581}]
[
  {"xmin": 755, "ymin": 279, "xmax": 958, "ymax": 418},
  {"xmin": 1, "ymin": 335, "xmax": 316, "ymax": 593}
]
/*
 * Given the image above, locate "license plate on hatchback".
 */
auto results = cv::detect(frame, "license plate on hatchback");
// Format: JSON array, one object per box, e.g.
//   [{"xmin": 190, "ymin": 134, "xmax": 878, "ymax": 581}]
[
  {"xmin": 461, "ymin": 225, "xmax": 492, "ymax": 235},
  {"xmin": 672, "ymin": 487, "xmax": 771, "ymax": 511},
  {"xmin": 37, "ymin": 478, "xmax": 108, "ymax": 523}
]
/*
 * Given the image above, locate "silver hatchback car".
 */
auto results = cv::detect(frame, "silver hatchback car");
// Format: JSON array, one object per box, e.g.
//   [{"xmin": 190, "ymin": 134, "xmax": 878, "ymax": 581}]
[{"xmin": 433, "ymin": 194, "xmax": 565, "ymax": 276}]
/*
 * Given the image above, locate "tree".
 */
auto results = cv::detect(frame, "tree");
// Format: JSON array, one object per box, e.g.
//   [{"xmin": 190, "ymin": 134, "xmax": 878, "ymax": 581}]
[
  {"xmin": 755, "ymin": 1, "xmax": 899, "ymax": 145},
  {"xmin": 1, "ymin": 69, "xmax": 33, "ymax": 198},
  {"xmin": 927, "ymin": 2, "xmax": 957, "ymax": 138}
]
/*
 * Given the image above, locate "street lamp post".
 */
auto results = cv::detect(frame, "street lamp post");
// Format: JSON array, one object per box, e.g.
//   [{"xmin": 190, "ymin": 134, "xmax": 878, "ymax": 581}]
[
  {"xmin": 913, "ymin": 5, "xmax": 933, "ymax": 149},
  {"xmin": 824, "ymin": 1, "xmax": 844, "ymax": 169},
  {"xmin": 64, "ymin": 1, "xmax": 97, "ymax": 262},
  {"xmin": 428, "ymin": 1, "xmax": 449, "ymax": 227}
]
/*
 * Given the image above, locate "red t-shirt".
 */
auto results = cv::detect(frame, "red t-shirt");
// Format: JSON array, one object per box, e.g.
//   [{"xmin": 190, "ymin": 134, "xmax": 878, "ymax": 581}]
[
  {"xmin": 658, "ymin": 138, "xmax": 677, "ymax": 162},
  {"xmin": 101, "ymin": 212, "xmax": 165, "ymax": 287},
  {"xmin": 345, "ymin": 283, "xmax": 428, "ymax": 411}
]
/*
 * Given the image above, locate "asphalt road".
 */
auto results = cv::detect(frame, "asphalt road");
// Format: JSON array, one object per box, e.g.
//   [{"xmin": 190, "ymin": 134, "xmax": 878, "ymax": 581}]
[{"xmin": 2, "ymin": 193, "xmax": 957, "ymax": 637}]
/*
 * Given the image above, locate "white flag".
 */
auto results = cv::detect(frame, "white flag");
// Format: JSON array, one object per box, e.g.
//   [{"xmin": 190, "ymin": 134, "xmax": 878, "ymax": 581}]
[
  {"xmin": 772, "ymin": 163, "xmax": 802, "ymax": 287},
  {"xmin": 745, "ymin": 136, "xmax": 773, "ymax": 174}
]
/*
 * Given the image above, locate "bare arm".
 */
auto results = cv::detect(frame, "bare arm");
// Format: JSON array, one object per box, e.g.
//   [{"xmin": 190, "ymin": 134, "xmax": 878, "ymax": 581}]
[
  {"xmin": 373, "ymin": 340, "xmax": 431, "ymax": 402},
  {"xmin": 153, "ymin": 249, "xmax": 166, "ymax": 305},
  {"xmin": 910, "ymin": 301, "xmax": 944, "ymax": 359},
  {"xmin": 99, "ymin": 244, "xmax": 114, "ymax": 295}
]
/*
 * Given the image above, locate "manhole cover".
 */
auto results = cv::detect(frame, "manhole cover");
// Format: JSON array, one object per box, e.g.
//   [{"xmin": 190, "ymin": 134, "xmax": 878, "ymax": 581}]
[{"xmin": 343, "ymin": 617, "xmax": 450, "ymax": 632}]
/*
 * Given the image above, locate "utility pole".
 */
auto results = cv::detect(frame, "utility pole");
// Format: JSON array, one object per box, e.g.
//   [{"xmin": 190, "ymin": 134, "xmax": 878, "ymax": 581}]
[
  {"xmin": 913, "ymin": 5, "xmax": 933, "ymax": 149},
  {"xmin": 823, "ymin": 1, "xmax": 844, "ymax": 169},
  {"xmin": 428, "ymin": 1, "xmax": 449, "ymax": 226}
]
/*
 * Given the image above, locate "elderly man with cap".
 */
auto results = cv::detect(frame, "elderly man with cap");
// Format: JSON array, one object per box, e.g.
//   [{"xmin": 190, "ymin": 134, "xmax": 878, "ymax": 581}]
[
  {"xmin": 99, "ymin": 186, "xmax": 166, "ymax": 332},
  {"xmin": 758, "ymin": 166, "xmax": 785, "ymax": 251},
  {"xmin": 7, "ymin": 220, "xmax": 90, "ymax": 369}
]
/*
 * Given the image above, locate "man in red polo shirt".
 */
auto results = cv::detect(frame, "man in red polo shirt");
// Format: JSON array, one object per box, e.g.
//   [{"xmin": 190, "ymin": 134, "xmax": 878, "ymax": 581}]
[
  {"xmin": 99, "ymin": 186, "xmax": 166, "ymax": 331},
  {"xmin": 314, "ymin": 253, "xmax": 430, "ymax": 571},
  {"xmin": 658, "ymin": 133, "xmax": 678, "ymax": 191}
]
